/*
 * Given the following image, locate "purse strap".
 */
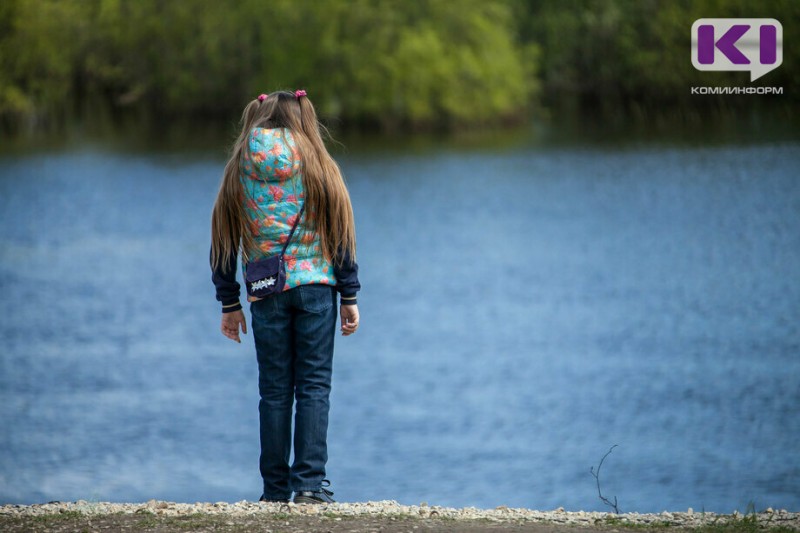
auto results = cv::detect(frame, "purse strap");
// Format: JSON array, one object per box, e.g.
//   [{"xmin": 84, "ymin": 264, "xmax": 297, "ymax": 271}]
[{"xmin": 280, "ymin": 203, "xmax": 305, "ymax": 257}]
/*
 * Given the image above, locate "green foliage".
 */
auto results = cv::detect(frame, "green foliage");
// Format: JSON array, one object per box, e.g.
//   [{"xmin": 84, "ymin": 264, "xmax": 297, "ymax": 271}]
[
  {"xmin": 0, "ymin": 0, "xmax": 533, "ymax": 131},
  {"xmin": 0, "ymin": 0, "xmax": 90, "ymax": 120},
  {"xmin": 0, "ymin": 0, "xmax": 797, "ymax": 132}
]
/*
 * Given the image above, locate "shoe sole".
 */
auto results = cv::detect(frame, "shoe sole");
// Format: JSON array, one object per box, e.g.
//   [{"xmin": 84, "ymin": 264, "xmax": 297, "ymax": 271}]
[{"xmin": 293, "ymin": 496, "xmax": 334, "ymax": 505}]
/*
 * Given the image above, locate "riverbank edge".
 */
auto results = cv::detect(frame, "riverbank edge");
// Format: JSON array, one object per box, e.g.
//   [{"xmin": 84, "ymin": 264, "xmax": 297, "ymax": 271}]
[{"xmin": 1, "ymin": 500, "xmax": 798, "ymax": 530}]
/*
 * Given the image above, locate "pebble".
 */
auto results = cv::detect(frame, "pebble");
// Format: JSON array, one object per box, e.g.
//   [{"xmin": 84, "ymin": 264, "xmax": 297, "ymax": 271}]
[{"xmin": 0, "ymin": 500, "xmax": 798, "ymax": 529}]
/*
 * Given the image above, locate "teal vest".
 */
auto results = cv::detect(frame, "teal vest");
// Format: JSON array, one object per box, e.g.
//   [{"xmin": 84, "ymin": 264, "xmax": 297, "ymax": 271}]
[{"xmin": 240, "ymin": 127, "xmax": 336, "ymax": 299}]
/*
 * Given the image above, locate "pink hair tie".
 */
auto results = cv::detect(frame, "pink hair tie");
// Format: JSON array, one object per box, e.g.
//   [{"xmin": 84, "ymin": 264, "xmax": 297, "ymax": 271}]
[
  {"xmin": 295, "ymin": 89, "xmax": 307, "ymax": 98},
  {"xmin": 257, "ymin": 93, "xmax": 268, "ymax": 102}
]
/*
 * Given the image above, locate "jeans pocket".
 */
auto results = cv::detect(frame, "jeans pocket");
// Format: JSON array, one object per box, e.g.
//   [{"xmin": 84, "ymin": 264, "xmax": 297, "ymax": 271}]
[
  {"xmin": 250, "ymin": 296, "xmax": 267, "ymax": 317},
  {"xmin": 298, "ymin": 284, "xmax": 334, "ymax": 313}
]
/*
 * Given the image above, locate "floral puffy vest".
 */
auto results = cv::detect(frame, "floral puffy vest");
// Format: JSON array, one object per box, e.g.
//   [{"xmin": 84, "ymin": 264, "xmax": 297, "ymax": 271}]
[{"xmin": 240, "ymin": 127, "xmax": 336, "ymax": 299}]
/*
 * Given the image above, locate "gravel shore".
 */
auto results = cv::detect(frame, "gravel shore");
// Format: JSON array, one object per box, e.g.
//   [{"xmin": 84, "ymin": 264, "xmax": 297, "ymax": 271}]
[{"xmin": 1, "ymin": 500, "xmax": 797, "ymax": 532}]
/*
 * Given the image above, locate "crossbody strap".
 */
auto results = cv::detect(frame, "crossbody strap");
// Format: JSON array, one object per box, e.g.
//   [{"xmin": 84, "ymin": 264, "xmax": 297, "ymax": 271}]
[{"xmin": 280, "ymin": 203, "xmax": 305, "ymax": 257}]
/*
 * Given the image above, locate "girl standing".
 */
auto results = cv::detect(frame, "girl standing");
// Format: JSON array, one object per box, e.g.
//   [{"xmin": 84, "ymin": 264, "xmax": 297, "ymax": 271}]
[{"xmin": 210, "ymin": 90, "xmax": 360, "ymax": 504}]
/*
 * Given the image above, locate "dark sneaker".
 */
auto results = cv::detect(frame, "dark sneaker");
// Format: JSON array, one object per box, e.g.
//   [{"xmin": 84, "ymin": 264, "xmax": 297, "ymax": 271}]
[{"xmin": 293, "ymin": 479, "xmax": 335, "ymax": 504}]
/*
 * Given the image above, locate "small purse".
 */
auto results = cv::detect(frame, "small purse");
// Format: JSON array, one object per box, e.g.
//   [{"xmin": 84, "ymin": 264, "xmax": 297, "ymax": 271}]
[{"xmin": 245, "ymin": 204, "xmax": 305, "ymax": 299}]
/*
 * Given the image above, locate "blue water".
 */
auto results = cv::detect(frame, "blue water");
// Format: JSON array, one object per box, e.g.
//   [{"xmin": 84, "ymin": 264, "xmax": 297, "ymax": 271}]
[{"xmin": 0, "ymin": 140, "xmax": 798, "ymax": 513}]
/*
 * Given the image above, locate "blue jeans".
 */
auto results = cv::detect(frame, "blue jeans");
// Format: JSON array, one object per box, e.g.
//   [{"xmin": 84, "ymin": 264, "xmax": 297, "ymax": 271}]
[{"xmin": 250, "ymin": 284, "xmax": 337, "ymax": 500}]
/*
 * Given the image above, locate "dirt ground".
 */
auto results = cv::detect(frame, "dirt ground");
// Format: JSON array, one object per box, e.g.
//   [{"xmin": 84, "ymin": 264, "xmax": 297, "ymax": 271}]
[{"xmin": 0, "ymin": 512, "xmax": 632, "ymax": 533}]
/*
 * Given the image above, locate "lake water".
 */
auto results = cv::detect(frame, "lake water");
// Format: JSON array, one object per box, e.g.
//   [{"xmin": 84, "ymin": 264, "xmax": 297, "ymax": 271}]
[{"xmin": 0, "ymin": 124, "xmax": 798, "ymax": 513}]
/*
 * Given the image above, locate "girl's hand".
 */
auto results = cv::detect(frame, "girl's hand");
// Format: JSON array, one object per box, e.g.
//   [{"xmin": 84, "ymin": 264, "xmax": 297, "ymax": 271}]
[
  {"xmin": 221, "ymin": 310, "xmax": 247, "ymax": 343},
  {"xmin": 340, "ymin": 304, "xmax": 359, "ymax": 336}
]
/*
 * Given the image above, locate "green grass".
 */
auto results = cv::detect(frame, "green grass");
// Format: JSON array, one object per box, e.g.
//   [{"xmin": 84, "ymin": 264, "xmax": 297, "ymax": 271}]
[
  {"xmin": 19, "ymin": 510, "xmax": 86, "ymax": 524},
  {"xmin": 692, "ymin": 515, "xmax": 794, "ymax": 533},
  {"xmin": 594, "ymin": 512, "xmax": 796, "ymax": 532},
  {"xmin": 134, "ymin": 513, "xmax": 280, "ymax": 531},
  {"xmin": 597, "ymin": 516, "xmax": 673, "ymax": 529},
  {"xmin": 0, "ymin": 511, "xmax": 88, "ymax": 533},
  {"xmin": 133, "ymin": 514, "xmax": 162, "ymax": 529},
  {"xmin": 1, "ymin": 508, "xmax": 795, "ymax": 533}
]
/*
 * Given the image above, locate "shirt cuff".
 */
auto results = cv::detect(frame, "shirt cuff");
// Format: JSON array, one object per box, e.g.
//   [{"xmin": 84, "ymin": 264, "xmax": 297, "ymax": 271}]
[
  {"xmin": 221, "ymin": 301, "xmax": 242, "ymax": 313},
  {"xmin": 340, "ymin": 294, "xmax": 358, "ymax": 306}
]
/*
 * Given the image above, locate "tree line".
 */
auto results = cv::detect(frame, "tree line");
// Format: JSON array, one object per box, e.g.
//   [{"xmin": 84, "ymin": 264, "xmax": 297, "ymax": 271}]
[{"xmin": 1, "ymin": 0, "xmax": 797, "ymax": 133}]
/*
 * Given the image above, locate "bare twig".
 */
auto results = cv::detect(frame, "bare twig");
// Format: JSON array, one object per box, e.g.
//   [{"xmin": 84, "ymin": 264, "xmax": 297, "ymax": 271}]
[{"xmin": 590, "ymin": 444, "xmax": 620, "ymax": 514}]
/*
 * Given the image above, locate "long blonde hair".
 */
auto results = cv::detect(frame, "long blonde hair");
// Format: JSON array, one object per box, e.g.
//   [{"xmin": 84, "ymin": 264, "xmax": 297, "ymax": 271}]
[{"xmin": 210, "ymin": 91, "xmax": 356, "ymax": 272}]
